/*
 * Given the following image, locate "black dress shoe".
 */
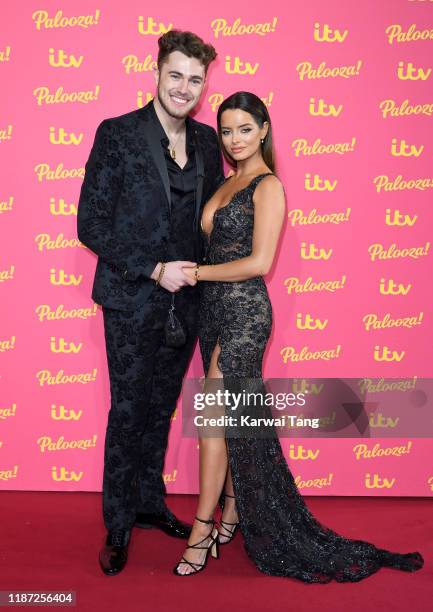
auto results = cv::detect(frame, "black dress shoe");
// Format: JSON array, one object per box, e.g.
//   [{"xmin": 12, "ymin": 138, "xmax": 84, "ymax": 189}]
[
  {"xmin": 135, "ymin": 509, "xmax": 192, "ymax": 539},
  {"xmin": 99, "ymin": 529, "xmax": 131, "ymax": 576}
]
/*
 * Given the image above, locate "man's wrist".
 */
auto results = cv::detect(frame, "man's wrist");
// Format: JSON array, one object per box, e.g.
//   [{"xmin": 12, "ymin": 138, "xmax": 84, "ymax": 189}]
[
  {"xmin": 155, "ymin": 262, "xmax": 166, "ymax": 285},
  {"xmin": 150, "ymin": 262, "xmax": 162, "ymax": 281}
]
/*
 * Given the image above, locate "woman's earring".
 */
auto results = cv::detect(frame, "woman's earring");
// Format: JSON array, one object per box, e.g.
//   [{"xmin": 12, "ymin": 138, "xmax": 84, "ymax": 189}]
[{"xmin": 261, "ymin": 138, "xmax": 264, "ymax": 144}]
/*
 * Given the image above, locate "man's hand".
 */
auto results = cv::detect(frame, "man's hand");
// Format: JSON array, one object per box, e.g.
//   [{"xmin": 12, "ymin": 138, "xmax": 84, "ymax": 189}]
[{"xmin": 151, "ymin": 261, "xmax": 197, "ymax": 292}]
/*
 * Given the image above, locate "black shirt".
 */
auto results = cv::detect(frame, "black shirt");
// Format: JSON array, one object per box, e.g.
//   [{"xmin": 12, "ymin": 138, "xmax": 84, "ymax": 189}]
[{"xmin": 149, "ymin": 101, "xmax": 197, "ymax": 263}]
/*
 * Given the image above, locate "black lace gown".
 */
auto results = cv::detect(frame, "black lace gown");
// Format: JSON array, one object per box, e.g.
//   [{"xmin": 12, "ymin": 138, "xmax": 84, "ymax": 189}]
[{"xmin": 198, "ymin": 173, "xmax": 424, "ymax": 583}]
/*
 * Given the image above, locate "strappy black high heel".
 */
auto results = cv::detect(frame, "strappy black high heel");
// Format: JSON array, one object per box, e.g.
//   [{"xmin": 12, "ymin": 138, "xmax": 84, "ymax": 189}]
[
  {"xmin": 173, "ymin": 516, "xmax": 219, "ymax": 576},
  {"xmin": 218, "ymin": 493, "xmax": 239, "ymax": 545}
]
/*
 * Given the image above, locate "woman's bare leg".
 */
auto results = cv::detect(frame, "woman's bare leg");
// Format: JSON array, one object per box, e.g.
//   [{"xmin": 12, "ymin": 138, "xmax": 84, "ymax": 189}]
[
  {"xmin": 175, "ymin": 342, "xmax": 228, "ymax": 575},
  {"xmin": 219, "ymin": 458, "xmax": 239, "ymax": 543}
]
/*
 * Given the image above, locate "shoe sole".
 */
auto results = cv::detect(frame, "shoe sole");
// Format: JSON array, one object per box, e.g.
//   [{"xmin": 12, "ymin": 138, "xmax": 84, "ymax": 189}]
[{"xmin": 99, "ymin": 561, "xmax": 126, "ymax": 576}]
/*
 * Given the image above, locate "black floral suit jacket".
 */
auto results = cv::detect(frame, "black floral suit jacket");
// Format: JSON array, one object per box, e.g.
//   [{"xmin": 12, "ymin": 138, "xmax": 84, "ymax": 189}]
[{"xmin": 77, "ymin": 100, "xmax": 224, "ymax": 311}]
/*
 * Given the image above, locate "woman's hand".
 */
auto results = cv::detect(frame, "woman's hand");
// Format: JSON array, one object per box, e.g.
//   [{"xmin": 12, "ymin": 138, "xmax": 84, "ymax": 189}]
[{"xmin": 182, "ymin": 266, "xmax": 197, "ymax": 281}]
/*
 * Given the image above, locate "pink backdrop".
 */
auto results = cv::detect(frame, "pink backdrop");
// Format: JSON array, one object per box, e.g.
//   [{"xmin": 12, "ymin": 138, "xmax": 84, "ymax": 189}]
[{"xmin": 1, "ymin": 0, "xmax": 432, "ymax": 496}]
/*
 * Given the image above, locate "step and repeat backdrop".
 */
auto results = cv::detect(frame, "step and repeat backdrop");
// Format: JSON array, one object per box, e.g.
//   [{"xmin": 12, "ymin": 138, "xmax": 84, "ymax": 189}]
[{"xmin": 1, "ymin": 0, "xmax": 432, "ymax": 496}]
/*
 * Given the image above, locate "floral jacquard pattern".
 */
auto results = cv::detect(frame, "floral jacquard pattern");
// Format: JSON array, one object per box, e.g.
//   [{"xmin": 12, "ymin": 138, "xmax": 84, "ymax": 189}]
[
  {"xmin": 102, "ymin": 285, "xmax": 200, "ymax": 530},
  {"xmin": 77, "ymin": 100, "xmax": 223, "ymax": 311}
]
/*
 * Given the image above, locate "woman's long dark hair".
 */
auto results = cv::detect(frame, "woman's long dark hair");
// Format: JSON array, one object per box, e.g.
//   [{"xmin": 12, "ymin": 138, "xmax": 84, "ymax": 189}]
[{"xmin": 216, "ymin": 91, "xmax": 275, "ymax": 173}]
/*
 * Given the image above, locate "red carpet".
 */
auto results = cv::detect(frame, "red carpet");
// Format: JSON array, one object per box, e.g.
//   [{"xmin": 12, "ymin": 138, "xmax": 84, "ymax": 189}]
[{"xmin": 1, "ymin": 493, "xmax": 431, "ymax": 611}]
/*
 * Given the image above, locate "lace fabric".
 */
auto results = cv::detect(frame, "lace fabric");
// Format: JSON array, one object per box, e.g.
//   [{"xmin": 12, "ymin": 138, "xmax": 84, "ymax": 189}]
[{"xmin": 198, "ymin": 173, "xmax": 424, "ymax": 582}]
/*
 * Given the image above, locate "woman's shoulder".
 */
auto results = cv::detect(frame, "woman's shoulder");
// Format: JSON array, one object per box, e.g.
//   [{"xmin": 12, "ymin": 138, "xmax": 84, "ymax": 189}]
[{"xmin": 253, "ymin": 172, "xmax": 285, "ymax": 197}]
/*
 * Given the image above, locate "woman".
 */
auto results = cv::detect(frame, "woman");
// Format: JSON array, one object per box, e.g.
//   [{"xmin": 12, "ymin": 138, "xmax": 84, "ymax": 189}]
[{"xmin": 173, "ymin": 92, "xmax": 424, "ymax": 581}]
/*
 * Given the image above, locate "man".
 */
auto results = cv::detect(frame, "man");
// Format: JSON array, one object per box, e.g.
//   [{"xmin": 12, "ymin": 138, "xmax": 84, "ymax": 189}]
[{"xmin": 77, "ymin": 30, "xmax": 223, "ymax": 576}]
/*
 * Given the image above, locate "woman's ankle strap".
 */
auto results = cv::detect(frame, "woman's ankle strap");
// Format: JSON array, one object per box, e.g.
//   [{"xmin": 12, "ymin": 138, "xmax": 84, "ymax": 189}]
[{"xmin": 195, "ymin": 516, "xmax": 214, "ymax": 525}]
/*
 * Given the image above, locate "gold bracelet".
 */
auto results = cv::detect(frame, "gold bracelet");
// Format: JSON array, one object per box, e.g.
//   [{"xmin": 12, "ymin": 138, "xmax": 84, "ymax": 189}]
[
  {"xmin": 194, "ymin": 265, "xmax": 200, "ymax": 281},
  {"xmin": 156, "ymin": 262, "xmax": 165, "ymax": 285}
]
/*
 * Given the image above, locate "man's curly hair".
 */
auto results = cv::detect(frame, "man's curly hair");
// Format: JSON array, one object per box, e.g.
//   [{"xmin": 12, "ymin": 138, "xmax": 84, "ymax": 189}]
[{"xmin": 157, "ymin": 30, "xmax": 217, "ymax": 74}]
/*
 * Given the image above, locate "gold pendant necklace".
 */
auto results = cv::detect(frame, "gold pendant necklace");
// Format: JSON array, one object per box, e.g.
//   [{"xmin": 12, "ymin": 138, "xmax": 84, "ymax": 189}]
[{"xmin": 168, "ymin": 128, "xmax": 184, "ymax": 161}]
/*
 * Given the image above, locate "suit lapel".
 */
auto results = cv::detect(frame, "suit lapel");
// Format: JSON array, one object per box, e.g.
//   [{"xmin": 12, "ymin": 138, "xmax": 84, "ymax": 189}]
[
  {"xmin": 142, "ymin": 119, "xmax": 171, "ymax": 214},
  {"xmin": 139, "ymin": 102, "xmax": 171, "ymax": 214},
  {"xmin": 193, "ymin": 127, "xmax": 205, "ymax": 231},
  {"xmin": 138, "ymin": 102, "xmax": 205, "ymax": 226}
]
